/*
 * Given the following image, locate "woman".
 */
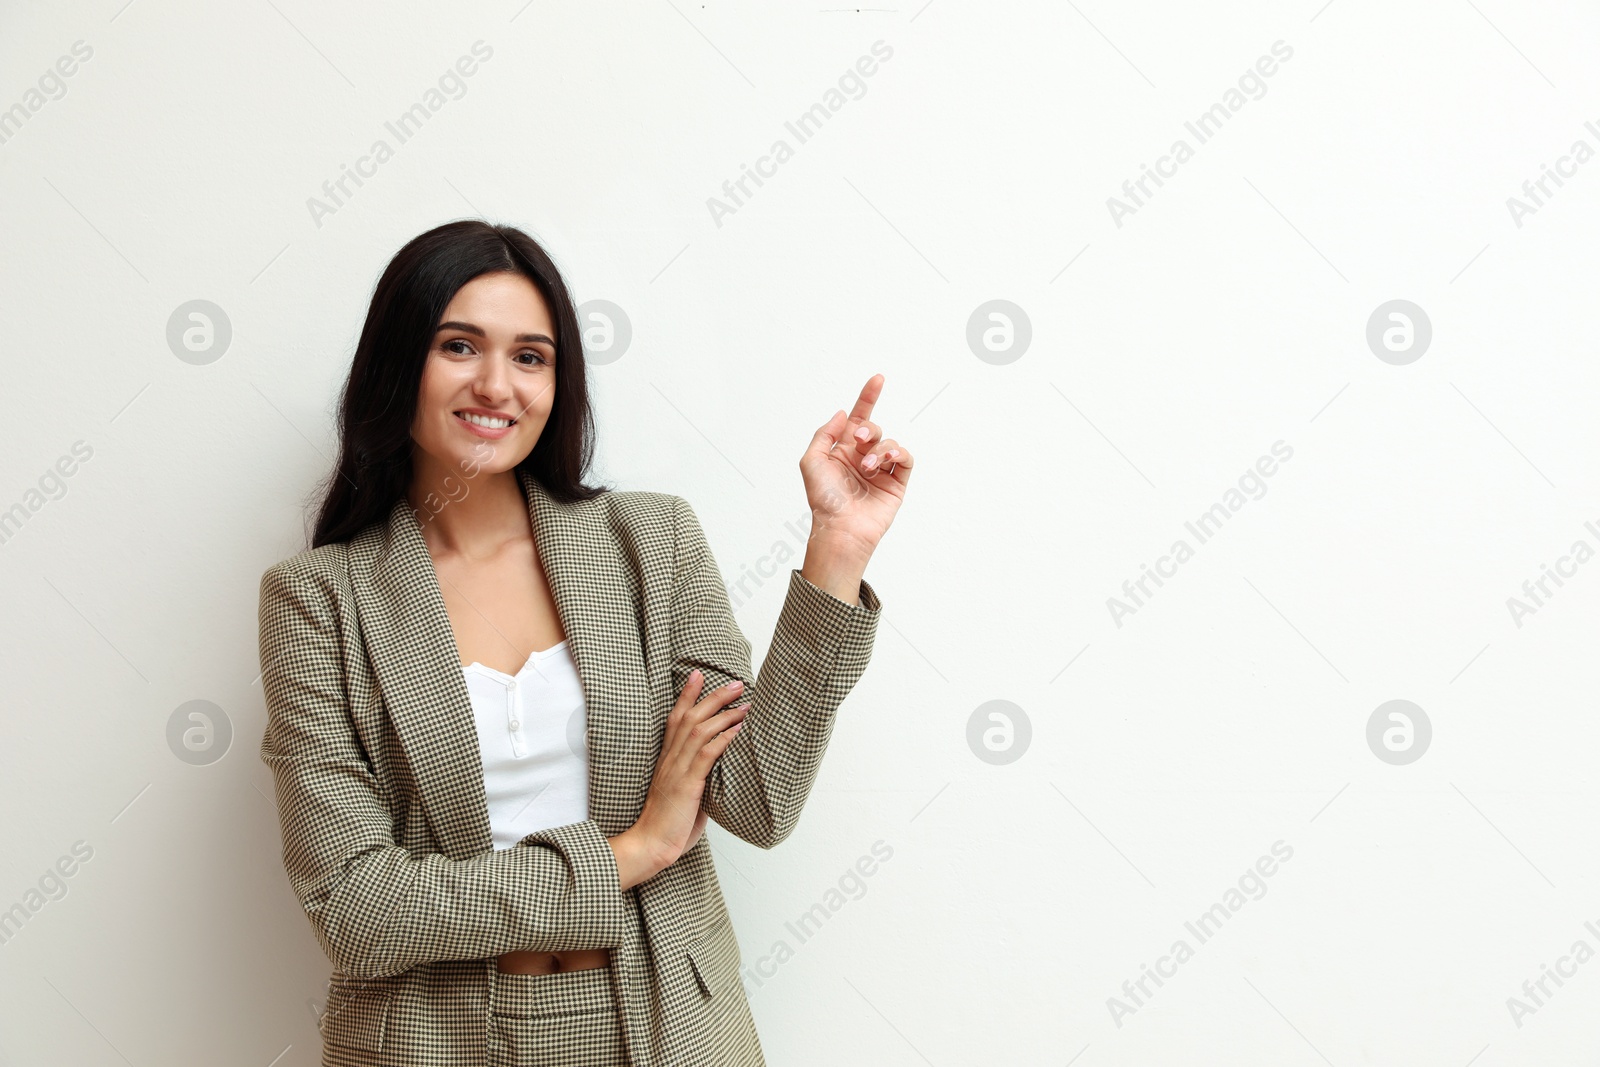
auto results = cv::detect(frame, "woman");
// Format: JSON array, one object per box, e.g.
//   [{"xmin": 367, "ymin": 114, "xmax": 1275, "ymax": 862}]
[{"xmin": 257, "ymin": 220, "xmax": 911, "ymax": 1066}]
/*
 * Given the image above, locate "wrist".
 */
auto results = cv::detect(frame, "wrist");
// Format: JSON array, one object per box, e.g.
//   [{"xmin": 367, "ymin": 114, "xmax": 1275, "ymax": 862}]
[
  {"xmin": 626, "ymin": 825, "xmax": 675, "ymax": 872},
  {"xmin": 800, "ymin": 548, "xmax": 868, "ymax": 606},
  {"xmin": 806, "ymin": 515, "xmax": 875, "ymax": 563},
  {"xmin": 609, "ymin": 828, "xmax": 670, "ymax": 889}
]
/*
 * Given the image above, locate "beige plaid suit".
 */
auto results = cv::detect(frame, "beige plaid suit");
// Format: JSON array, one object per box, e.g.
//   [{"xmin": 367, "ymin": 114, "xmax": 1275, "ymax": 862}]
[{"xmin": 257, "ymin": 467, "xmax": 883, "ymax": 1066}]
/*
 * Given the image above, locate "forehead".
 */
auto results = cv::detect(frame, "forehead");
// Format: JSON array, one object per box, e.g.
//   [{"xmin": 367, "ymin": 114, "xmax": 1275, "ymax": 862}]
[{"xmin": 439, "ymin": 272, "xmax": 554, "ymax": 335}]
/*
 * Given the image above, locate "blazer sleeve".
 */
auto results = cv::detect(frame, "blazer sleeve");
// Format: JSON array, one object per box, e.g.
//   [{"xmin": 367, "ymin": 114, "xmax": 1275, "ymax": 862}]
[
  {"xmin": 668, "ymin": 496, "xmax": 882, "ymax": 849},
  {"xmin": 257, "ymin": 562, "xmax": 628, "ymax": 980}
]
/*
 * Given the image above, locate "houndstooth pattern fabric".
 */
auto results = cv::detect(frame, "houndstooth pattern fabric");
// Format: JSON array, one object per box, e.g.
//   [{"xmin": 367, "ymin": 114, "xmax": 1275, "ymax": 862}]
[{"xmin": 258, "ymin": 467, "xmax": 882, "ymax": 1066}]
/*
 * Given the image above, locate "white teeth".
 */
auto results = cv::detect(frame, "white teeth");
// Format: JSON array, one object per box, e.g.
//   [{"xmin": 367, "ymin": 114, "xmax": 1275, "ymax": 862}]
[{"xmin": 459, "ymin": 412, "xmax": 513, "ymax": 429}]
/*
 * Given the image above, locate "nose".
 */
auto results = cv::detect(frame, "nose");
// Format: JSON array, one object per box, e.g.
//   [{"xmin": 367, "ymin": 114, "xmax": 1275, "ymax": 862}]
[{"xmin": 472, "ymin": 348, "xmax": 512, "ymax": 402}]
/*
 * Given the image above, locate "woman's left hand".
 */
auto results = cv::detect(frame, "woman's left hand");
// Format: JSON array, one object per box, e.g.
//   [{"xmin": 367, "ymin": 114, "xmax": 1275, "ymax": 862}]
[{"xmin": 799, "ymin": 373, "xmax": 913, "ymax": 562}]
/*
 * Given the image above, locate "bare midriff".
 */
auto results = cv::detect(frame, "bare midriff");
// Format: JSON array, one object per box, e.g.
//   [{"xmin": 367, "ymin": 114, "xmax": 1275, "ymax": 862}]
[{"xmin": 497, "ymin": 948, "xmax": 610, "ymax": 975}]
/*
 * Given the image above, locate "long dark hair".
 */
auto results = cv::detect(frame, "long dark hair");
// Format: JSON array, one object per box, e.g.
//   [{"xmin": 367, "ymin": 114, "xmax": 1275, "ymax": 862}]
[{"xmin": 310, "ymin": 220, "xmax": 608, "ymax": 548}]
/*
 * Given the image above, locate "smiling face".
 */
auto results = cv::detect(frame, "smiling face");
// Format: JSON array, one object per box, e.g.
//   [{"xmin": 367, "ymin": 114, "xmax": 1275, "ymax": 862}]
[{"xmin": 410, "ymin": 270, "xmax": 558, "ymax": 481}]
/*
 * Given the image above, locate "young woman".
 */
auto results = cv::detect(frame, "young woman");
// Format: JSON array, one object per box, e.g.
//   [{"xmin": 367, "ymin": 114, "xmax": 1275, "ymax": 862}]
[{"xmin": 257, "ymin": 220, "xmax": 911, "ymax": 1066}]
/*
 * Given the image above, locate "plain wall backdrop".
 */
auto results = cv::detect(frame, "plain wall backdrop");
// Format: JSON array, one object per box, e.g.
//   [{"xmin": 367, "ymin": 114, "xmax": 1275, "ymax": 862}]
[{"xmin": 2, "ymin": 1, "xmax": 1599, "ymax": 1063}]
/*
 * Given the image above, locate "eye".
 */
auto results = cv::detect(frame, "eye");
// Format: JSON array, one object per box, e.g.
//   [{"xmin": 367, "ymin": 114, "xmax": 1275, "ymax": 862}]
[
  {"xmin": 516, "ymin": 349, "xmax": 552, "ymax": 367},
  {"xmin": 442, "ymin": 338, "xmax": 475, "ymax": 356}
]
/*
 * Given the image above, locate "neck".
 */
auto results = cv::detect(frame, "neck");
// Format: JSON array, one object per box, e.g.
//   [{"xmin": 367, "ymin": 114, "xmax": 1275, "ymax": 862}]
[{"xmin": 406, "ymin": 458, "xmax": 530, "ymax": 562}]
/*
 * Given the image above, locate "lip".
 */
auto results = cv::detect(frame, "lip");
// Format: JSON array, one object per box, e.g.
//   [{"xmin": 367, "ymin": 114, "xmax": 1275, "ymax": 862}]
[{"xmin": 453, "ymin": 408, "xmax": 518, "ymax": 439}]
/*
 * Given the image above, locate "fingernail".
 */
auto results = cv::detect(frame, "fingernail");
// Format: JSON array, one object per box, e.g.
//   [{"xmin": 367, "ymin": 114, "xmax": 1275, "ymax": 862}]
[
  {"xmin": 855, "ymin": 427, "xmax": 870, "ymax": 441},
  {"xmin": 728, "ymin": 679, "xmax": 744, "ymax": 691},
  {"xmin": 863, "ymin": 454, "xmax": 879, "ymax": 470}
]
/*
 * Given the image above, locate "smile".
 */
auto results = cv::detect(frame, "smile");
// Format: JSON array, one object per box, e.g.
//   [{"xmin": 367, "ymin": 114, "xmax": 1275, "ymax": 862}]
[{"xmin": 455, "ymin": 411, "xmax": 516, "ymax": 429}]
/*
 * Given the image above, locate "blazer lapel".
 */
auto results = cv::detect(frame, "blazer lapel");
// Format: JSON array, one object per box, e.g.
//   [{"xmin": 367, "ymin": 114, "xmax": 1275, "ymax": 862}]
[
  {"xmin": 348, "ymin": 469, "xmax": 641, "ymax": 862},
  {"xmin": 517, "ymin": 469, "xmax": 645, "ymax": 839}
]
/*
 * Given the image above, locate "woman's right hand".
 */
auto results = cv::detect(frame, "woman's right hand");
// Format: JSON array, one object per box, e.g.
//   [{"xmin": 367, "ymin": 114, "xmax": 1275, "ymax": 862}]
[{"xmin": 608, "ymin": 669, "xmax": 749, "ymax": 889}]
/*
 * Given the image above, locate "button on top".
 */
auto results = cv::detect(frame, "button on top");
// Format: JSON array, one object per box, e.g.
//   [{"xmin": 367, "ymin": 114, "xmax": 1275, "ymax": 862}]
[{"xmin": 463, "ymin": 643, "xmax": 569, "ymax": 758}]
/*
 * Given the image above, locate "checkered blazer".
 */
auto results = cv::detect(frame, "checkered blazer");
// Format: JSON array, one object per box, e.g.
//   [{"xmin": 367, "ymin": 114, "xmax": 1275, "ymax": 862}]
[{"xmin": 257, "ymin": 467, "xmax": 883, "ymax": 1066}]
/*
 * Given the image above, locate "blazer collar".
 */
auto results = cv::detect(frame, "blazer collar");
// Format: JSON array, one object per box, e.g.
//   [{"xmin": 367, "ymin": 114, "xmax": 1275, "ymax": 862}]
[{"xmin": 347, "ymin": 467, "xmax": 640, "ymax": 860}]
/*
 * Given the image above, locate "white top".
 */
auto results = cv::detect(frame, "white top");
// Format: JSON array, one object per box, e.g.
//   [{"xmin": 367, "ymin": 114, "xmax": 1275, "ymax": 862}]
[{"xmin": 462, "ymin": 640, "xmax": 591, "ymax": 851}]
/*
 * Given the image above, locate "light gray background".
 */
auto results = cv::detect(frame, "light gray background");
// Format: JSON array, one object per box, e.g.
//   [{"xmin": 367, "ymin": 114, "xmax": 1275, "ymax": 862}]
[{"xmin": 2, "ymin": 1, "xmax": 1597, "ymax": 1064}]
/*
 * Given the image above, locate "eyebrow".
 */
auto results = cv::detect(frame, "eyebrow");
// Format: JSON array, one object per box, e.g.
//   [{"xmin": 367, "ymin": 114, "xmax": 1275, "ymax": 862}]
[{"xmin": 435, "ymin": 321, "xmax": 555, "ymax": 346}]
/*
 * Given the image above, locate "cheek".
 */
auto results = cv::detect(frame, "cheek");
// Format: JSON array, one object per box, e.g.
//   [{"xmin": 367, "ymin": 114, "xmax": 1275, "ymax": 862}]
[
  {"xmin": 523, "ymin": 386, "xmax": 556, "ymax": 424},
  {"xmin": 413, "ymin": 370, "xmax": 463, "ymax": 439},
  {"xmin": 421, "ymin": 362, "xmax": 472, "ymax": 409},
  {"xmin": 416, "ymin": 364, "xmax": 445, "ymax": 408}
]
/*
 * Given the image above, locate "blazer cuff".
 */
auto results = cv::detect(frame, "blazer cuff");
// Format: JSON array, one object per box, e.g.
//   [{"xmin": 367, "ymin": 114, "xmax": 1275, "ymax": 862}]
[
  {"xmin": 781, "ymin": 568, "xmax": 882, "ymax": 663},
  {"xmin": 514, "ymin": 818, "xmax": 629, "ymax": 950}
]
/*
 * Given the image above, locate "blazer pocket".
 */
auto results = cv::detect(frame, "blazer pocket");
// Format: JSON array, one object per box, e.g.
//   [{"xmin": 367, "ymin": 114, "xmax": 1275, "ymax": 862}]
[
  {"xmin": 491, "ymin": 965, "xmax": 616, "ymax": 1020},
  {"xmin": 321, "ymin": 986, "xmax": 392, "ymax": 1055},
  {"xmin": 685, "ymin": 912, "xmax": 742, "ymax": 1003},
  {"xmin": 488, "ymin": 968, "xmax": 625, "ymax": 1067}
]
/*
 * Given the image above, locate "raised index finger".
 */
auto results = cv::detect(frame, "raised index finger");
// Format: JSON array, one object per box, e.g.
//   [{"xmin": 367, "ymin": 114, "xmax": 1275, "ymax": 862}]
[{"xmin": 847, "ymin": 373, "xmax": 885, "ymax": 424}]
